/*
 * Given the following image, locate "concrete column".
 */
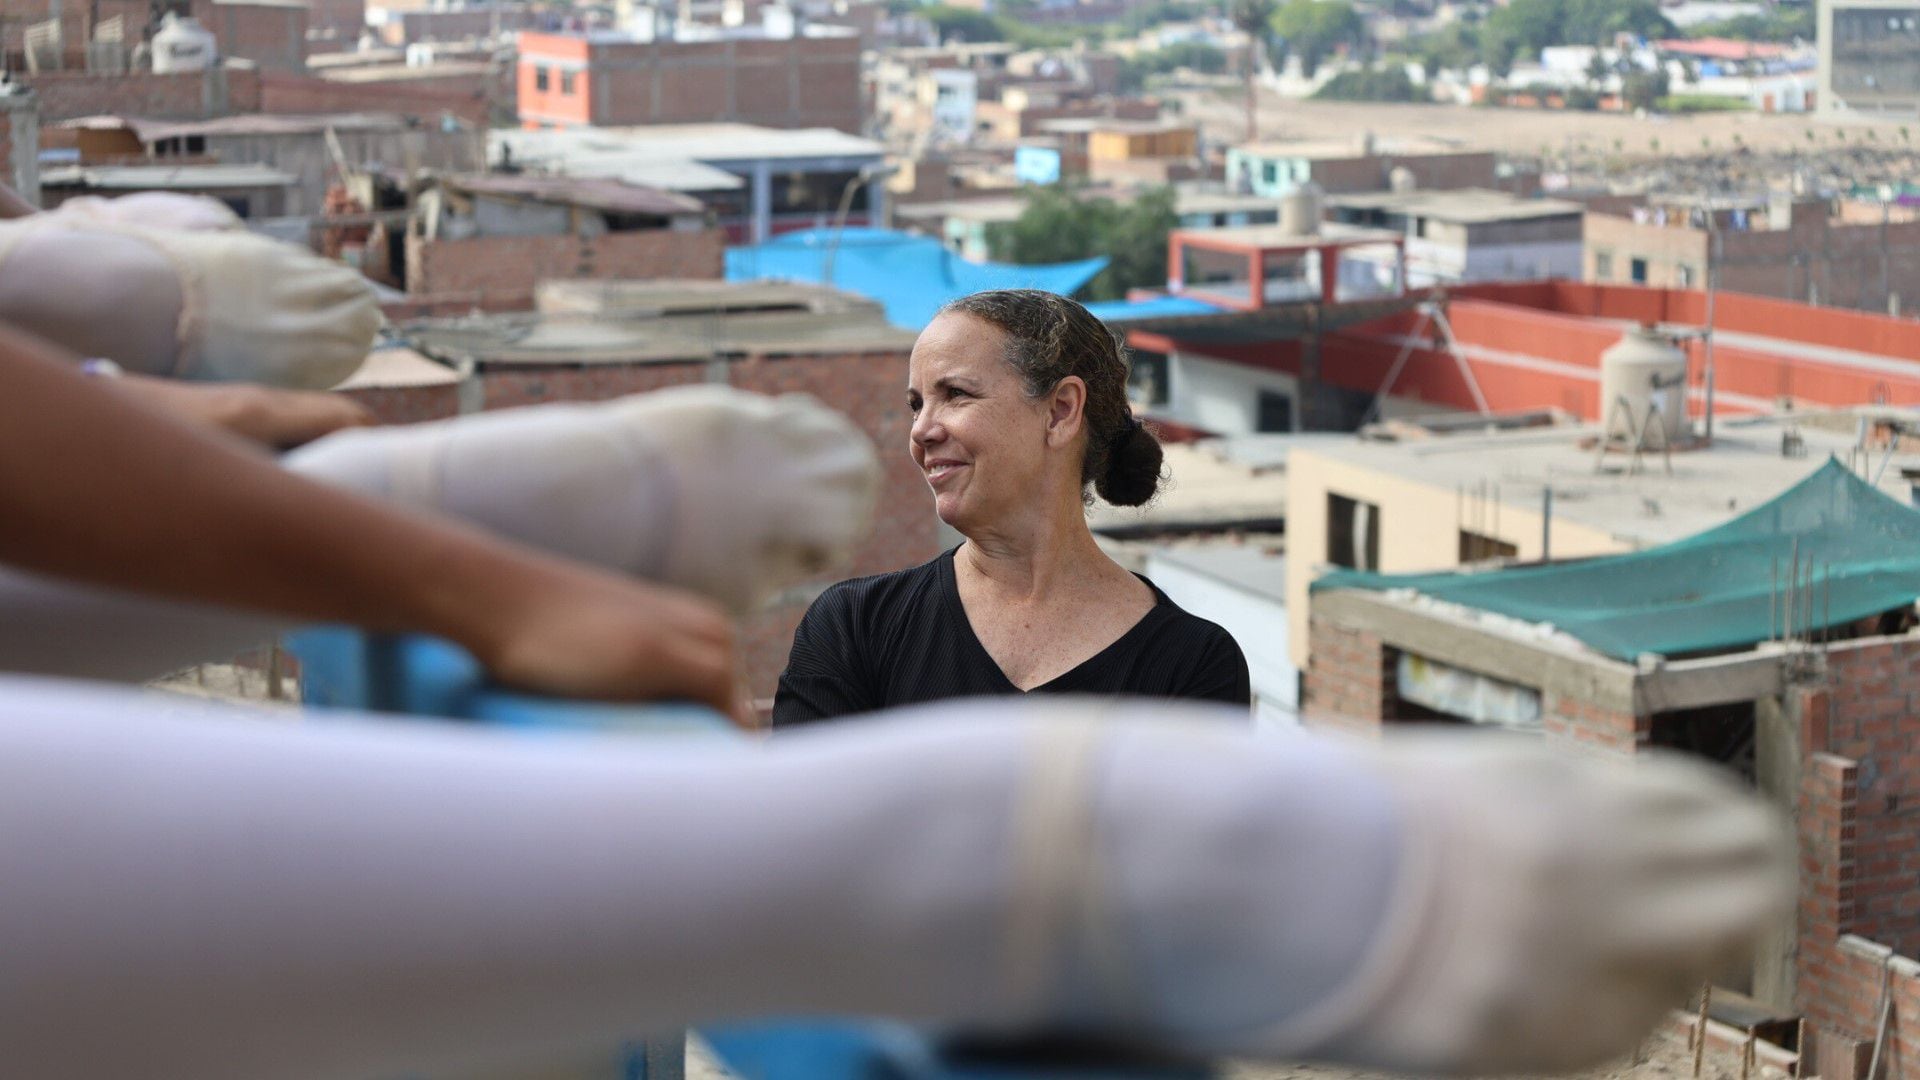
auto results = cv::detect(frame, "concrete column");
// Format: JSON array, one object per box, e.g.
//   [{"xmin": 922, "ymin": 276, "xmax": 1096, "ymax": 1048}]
[{"xmin": 750, "ymin": 161, "xmax": 771, "ymax": 243}]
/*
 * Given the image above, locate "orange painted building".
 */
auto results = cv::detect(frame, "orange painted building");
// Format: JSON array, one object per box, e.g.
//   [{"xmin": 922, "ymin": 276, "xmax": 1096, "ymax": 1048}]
[
  {"xmin": 1127, "ymin": 281, "xmax": 1920, "ymax": 438},
  {"xmin": 515, "ymin": 28, "xmax": 861, "ymax": 132}
]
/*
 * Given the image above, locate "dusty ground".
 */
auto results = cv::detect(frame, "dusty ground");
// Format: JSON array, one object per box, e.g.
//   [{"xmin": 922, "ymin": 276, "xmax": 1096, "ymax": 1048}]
[
  {"xmin": 1176, "ymin": 87, "xmax": 1915, "ymax": 160},
  {"xmin": 1227, "ymin": 1028, "xmax": 1788, "ymax": 1080}
]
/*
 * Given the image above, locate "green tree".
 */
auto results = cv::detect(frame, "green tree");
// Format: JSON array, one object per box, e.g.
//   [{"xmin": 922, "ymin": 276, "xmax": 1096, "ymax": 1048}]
[
  {"xmin": 923, "ymin": 4, "xmax": 1003, "ymax": 43},
  {"xmin": 987, "ymin": 186, "xmax": 1178, "ymax": 302},
  {"xmin": 1622, "ymin": 68, "xmax": 1668, "ymax": 111},
  {"xmin": 1482, "ymin": 0, "xmax": 1672, "ymax": 69},
  {"xmin": 1270, "ymin": 0, "xmax": 1363, "ymax": 77},
  {"xmin": 1312, "ymin": 65, "xmax": 1420, "ymax": 101},
  {"xmin": 1687, "ymin": 6, "xmax": 1814, "ymax": 42}
]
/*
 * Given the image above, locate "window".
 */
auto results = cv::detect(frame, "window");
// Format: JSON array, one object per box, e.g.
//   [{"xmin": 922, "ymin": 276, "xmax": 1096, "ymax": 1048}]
[
  {"xmin": 1676, "ymin": 263, "xmax": 1695, "ymax": 287},
  {"xmin": 1327, "ymin": 493, "xmax": 1381, "ymax": 571},
  {"xmin": 1630, "ymin": 257, "xmax": 1649, "ymax": 284},
  {"xmin": 1458, "ymin": 530, "xmax": 1518, "ymax": 562},
  {"xmin": 1594, "ymin": 250, "xmax": 1613, "ymax": 279},
  {"xmin": 1256, "ymin": 389, "xmax": 1293, "ymax": 433},
  {"xmin": 534, "ymin": 65, "xmax": 550, "ymax": 91},
  {"xmin": 560, "ymin": 70, "xmax": 576, "ymax": 94}
]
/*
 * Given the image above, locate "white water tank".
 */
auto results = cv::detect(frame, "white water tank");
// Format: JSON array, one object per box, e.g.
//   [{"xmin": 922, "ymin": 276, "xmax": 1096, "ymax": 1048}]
[
  {"xmin": 1278, "ymin": 182, "xmax": 1323, "ymax": 236},
  {"xmin": 1600, "ymin": 324, "xmax": 1690, "ymax": 445},
  {"xmin": 151, "ymin": 13, "xmax": 216, "ymax": 73}
]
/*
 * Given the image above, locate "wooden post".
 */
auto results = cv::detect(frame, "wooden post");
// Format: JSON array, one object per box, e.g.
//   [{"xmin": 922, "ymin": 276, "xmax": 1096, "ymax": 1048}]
[
  {"xmin": 1694, "ymin": 983, "xmax": 1714, "ymax": 1078},
  {"xmin": 1796, "ymin": 1017, "xmax": 1809, "ymax": 1078}
]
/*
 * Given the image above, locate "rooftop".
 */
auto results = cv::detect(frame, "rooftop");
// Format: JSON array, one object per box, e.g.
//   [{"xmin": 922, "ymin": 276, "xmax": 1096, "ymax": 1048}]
[
  {"xmin": 490, "ymin": 124, "xmax": 884, "ymax": 168},
  {"xmin": 1035, "ymin": 117, "xmax": 1193, "ymax": 136},
  {"xmin": 1145, "ymin": 541, "xmax": 1288, "ymax": 606},
  {"xmin": 1300, "ymin": 411, "xmax": 1920, "ymax": 550},
  {"xmin": 1326, "ymin": 188, "xmax": 1586, "ymax": 225},
  {"xmin": 120, "ymin": 112, "xmax": 420, "ymax": 141},
  {"xmin": 398, "ymin": 279, "xmax": 915, "ymax": 366},
  {"xmin": 901, "ymin": 188, "xmax": 1281, "ymax": 225},
  {"xmin": 1086, "ymin": 437, "xmax": 1299, "ymax": 536},
  {"xmin": 318, "ymin": 60, "xmax": 496, "ymax": 82},
  {"xmin": 1172, "ymin": 220, "xmax": 1404, "ymax": 250},
  {"xmin": 1234, "ymin": 136, "xmax": 1478, "ymax": 160},
  {"xmin": 40, "ymin": 163, "xmax": 296, "ymax": 189},
  {"xmin": 442, "ymin": 173, "xmax": 705, "ymax": 217},
  {"xmin": 336, "ymin": 344, "xmax": 463, "ymax": 390}
]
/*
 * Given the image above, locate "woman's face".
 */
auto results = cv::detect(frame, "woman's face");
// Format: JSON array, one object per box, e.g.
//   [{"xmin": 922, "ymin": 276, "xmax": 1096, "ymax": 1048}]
[{"xmin": 908, "ymin": 312, "xmax": 1062, "ymax": 534}]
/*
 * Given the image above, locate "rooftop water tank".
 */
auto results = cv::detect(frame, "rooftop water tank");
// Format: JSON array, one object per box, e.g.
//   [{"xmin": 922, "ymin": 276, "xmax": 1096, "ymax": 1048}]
[
  {"xmin": 1278, "ymin": 182, "xmax": 1323, "ymax": 236},
  {"xmin": 1599, "ymin": 324, "xmax": 1689, "ymax": 447},
  {"xmin": 151, "ymin": 13, "xmax": 216, "ymax": 73}
]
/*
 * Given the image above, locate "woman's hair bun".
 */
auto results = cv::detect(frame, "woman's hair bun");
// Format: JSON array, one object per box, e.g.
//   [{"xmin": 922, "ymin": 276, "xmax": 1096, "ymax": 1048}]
[{"xmin": 1093, "ymin": 421, "xmax": 1164, "ymax": 507}]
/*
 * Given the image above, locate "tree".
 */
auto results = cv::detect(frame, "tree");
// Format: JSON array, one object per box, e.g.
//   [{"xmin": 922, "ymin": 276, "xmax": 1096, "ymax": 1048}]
[
  {"xmin": 1312, "ymin": 65, "xmax": 1420, "ymax": 102},
  {"xmin": 1481, "ymin": 0, "xmax": 1672, "ymax": 70},
  {"xmin": 1270, "ymin": 0, "xmax": 1363, "ymax": 78},
  {"xmin": 1584, "ymin": 48, "xmax": 1608, "ymax": 87},
  {"xmin": 1230, "ymin": 0, "xmax": 1276, "ymax": 140},
  {"xmin": 987, "ymin": 187, "xmax": 1178, "ymax": 302},
  {"xmin": 923, "ymin": 4, "xmax": 1002, "ymax": 43},
  {"xmin": 1622, "ymin": 68, "xmax": 1668, "ymax": 112}
]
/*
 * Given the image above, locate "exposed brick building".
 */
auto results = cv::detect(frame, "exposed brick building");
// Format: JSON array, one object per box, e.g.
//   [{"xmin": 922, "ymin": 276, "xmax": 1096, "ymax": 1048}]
[
  {"xmin": 21, "ymin": 63, "xmax": 261, "ymax": 122},
  {"xmin": 1586, "ymin": 197, "xmax": 1920, "ymax": 317},
  {"xmin": 1299, "ymin": 459, "xmax": 1920, "ymax": 1078},
  {"xmin": 405, "ymin": 228, "xmax": 725, "ymax": 303},
  {"xmin": 379, "ymin": 282, "xmax": 934, "ymax": 704},
  {"xmin": 514, "ymin": 26, "xmax": 861, "ymax": 133},
  {"xmin": 189, "ymin": 0, "xmax": 308, "ymax": 73}
]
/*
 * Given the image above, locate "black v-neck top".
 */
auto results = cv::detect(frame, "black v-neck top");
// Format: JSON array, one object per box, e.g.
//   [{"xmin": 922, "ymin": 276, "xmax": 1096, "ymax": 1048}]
[{"xmin": 771, "ymin": 548, "xmax": 1251, "ymax": 727}]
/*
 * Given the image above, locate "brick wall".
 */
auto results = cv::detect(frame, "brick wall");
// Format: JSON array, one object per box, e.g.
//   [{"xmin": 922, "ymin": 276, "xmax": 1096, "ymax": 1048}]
[
  {"xmin": 190, "ymin": 0, "xmax": 307, "ymax": 73},
  {"xmin": 1301, "ymin": 617, "xmax": 1397, "ymax": 732},
  {"xmin": 1586, "ymin": 209, "xmax": 1920, "ymax": 316},
  {"xmin": 1789, "ymin": 634, "xmax": 1920, "ymax": 1078},
  {"xmin": 405, "ymin": 229, "xmax": 725, "ymax": 301},
  {"xmin": 259, "ymin": 70, "xmax": 488, "ymax": 125},
  {"xmin": 464, "ymin": 346, "xmax": 935, "ymax": 700},
  {"xmin": 339, "ymin": 384, "xmax": 462, "ymax": 424},
  {"xmin": 517, "ymin": 31, "xmax": 861, "ymax": 132},
  {"xmin": 22, "ymin": 65, "xmax": 261, "ymax": 121},
  {"xmin": 307, "ymin": 0, "xmax": 365, "ymax": 41},
  {"xmin": 1541, "ymin": 692, "xmax": 1644, "ymax": 753},
  {"xmin": 1804, "ymin": 641, "xmax": 1920, "ymax": 956}
]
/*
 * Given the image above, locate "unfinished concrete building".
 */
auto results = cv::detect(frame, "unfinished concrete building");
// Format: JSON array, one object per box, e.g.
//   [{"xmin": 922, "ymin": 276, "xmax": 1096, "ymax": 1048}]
[{"xmin": 1300, "ymin": 436, "xmax": 1920, "ymax": 1079}]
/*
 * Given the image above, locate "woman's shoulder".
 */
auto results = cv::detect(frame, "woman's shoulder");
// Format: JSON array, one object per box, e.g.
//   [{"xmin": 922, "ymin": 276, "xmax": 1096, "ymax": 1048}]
[
  {"xmin": 805, "ymin": 548, "xmax": 955, "ymax": 625},
  {"xmin": 1138, "ymin": 579, "xmax": 1245, "ymax": 655}
]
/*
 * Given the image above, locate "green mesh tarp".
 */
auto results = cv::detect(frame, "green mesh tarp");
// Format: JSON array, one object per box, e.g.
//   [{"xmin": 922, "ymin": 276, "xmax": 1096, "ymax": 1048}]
[{"xmin": 1312, "ymin": 459, "xmax": 1920, "ymax": 661}]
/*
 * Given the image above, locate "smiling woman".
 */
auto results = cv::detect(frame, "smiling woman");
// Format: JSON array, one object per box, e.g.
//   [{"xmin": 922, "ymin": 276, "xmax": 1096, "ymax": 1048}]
[{"xmin": 773, "ymin": 289, "xmax": 1250, "ymax": 726}]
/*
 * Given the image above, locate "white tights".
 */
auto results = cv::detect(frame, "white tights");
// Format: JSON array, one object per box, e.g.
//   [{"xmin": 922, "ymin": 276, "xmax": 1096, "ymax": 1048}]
[{"xmin": 0, "ymin": 678, "xmax": 1400, "ymax": 1079}]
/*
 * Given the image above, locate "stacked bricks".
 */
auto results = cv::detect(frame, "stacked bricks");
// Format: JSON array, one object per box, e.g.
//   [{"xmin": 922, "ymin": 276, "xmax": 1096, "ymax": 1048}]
[
  {"xmin": 404, "ymin": 231, "xmax": 726, "ymax": 303},
  {"xmin": 1540, "ymin": 693, "xmax": 1645, "ymax": 755},
  {"xmin": 1301, "ymin": 617, "xmax": 1399, "ymax": 735}
]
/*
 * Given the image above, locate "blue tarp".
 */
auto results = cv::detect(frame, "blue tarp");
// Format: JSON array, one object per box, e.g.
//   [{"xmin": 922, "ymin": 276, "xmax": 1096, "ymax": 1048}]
[
  {"xmin": 1083, "ymin": 295, "xmax": 1225, "ymax": 322},
  {"xmin": 725, "ymin": 228, "xmax": 1108, "ymax": 330}
]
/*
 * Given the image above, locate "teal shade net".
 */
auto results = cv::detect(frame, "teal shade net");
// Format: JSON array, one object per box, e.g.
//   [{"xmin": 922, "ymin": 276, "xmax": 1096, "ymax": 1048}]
[
  {"xmin": 724, "ymin": 228, "xmax": 1108, "ymax": 330},
  {"xmin": 1313, "ymin": 459, "xmax": 1920, "ymax": 660}
]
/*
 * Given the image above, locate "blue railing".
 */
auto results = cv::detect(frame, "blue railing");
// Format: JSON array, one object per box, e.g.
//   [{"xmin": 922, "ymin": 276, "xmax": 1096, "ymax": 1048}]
[{"xmin": 283, "ymin": 627, "xmax": 1214, "ymax": 1080}]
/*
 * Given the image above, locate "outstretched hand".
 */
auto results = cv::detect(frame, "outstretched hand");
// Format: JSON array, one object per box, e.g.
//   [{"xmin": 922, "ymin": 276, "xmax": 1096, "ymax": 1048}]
[{"xmin": 111, "ymin": 375, "xmax": 376, "ymax": 450}]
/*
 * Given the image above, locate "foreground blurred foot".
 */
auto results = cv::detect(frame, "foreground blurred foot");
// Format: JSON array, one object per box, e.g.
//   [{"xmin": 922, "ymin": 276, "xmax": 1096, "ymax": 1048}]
[{"xmin": 287, "ymin": 386, "xmax": 881, "ymax": 614}]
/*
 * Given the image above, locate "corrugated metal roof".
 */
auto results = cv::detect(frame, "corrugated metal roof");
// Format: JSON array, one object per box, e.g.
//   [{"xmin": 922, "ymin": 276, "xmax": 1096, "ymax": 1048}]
[
  {"xmin": 444, "ymin": 173, "xmax": 705, "ymax": 216},
  {"xmin": 1326, "ymin": 188, "xmax": 1585, "ymax": 225},
  {"xmin": 41, "ymin": 163, "xmax": 296, "ymax": 189},
  {"xmin": 546, "ymin": 154, "xmax": 745, "ymax": 192},
  {"xmin": 490, "ymin": 124, "xmax": 884, "ymax": 167},
  {"xmin": 124, "ymin": 112, "xmax": 414, "ymax": 142}
]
